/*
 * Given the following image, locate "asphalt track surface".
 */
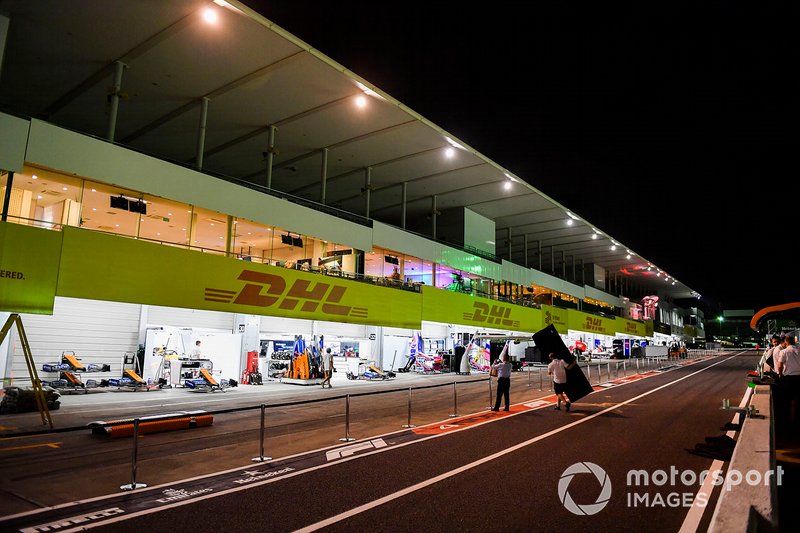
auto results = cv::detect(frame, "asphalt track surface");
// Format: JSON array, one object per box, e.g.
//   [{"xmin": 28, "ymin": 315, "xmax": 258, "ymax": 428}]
[{"xmin": 0, "ymin": 353, "xmax": 759, "ymax": 533}]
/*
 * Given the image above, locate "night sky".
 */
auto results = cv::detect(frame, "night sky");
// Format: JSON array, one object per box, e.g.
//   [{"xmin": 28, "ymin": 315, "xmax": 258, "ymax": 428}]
[{"xmin": 242, "ymin": 0, "xmax": 797, "ymax": 314}]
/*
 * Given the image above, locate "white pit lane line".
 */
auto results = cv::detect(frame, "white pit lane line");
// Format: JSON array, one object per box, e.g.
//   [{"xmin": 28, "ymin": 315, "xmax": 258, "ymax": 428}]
[
  {"xmin": 295, "ymin": 354, "xmax": 740, "ymax": 532},
  {"xmin": 7, "ymin": 354, "xmax": 730, "ymax": 532}
]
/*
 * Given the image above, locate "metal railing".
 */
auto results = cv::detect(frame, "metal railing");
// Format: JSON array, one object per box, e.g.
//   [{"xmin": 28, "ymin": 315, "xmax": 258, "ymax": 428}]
[{"xmin": 3, "ymin": 350, "xmax": 724, "ymax": 500}]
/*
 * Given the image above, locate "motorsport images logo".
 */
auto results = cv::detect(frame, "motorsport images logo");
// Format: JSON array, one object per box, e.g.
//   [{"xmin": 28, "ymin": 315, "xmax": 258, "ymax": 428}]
[
  {"xmin": 559, "ymin": 462, "xmax": 784, "ymax": 514},
  {"xmin": 558, "ymin": 462, "xmax": 612, "ymax": 515}
]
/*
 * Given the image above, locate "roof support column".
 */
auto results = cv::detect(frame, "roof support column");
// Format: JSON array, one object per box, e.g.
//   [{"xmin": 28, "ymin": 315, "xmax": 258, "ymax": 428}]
[
  {"xmin": 561, "ymin": 250, "xmax": 566, "ymax": 279},
  {"xmin": 106, "ymin": 60, "xmax": 127, "ymax": 141},
  {"xmin": 265, "ymin": 125, "xmax": 276, "ymax": 189},
  {"xmin": 431, "ymin": 194, "xmax": 438, "ymax": 239},
  {"xmin": 400, "ymin": 182, "xmax": 408, "ymax": 229},
  {"xmin": 549, "ymin": 246, "xmax": 554, "ymax": 274},
  {"xmin": 570, "ymin": 255, "xmax": 576, "ymax": 282},
  {"xmin": 195, "ymin": 97, "xmax": 209, "ymax": 170},
  {"xmin": 531, "ymin": 240, "xmax": 541, "ymax": 271},
  {"xmin": 320, "ymin": 148, "xmax": 329, "ymax": 205},
  {"xmin": 364, "ymin": 167, "xmax": 372, "ymax": 218},
  {"xmin": 506, "ymin": 228, "xmax": 512, "ymax": 260},
  {"xmin": 523, "ymin": 234, "xmax": 528, "ymax": 268}
]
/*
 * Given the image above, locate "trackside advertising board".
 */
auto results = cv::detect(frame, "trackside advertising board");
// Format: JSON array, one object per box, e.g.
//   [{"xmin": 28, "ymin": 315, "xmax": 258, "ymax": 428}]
[
  {"xmin": 421, "ymin": 286, "xmax": 541, "ymax": 332},
  {"xmin": 56, "ymin": 227, "xmax": 421, "ymax": 329},
  {"xmin": 0, "ymin": 222, "xmax": 61, "ymax": 314}
]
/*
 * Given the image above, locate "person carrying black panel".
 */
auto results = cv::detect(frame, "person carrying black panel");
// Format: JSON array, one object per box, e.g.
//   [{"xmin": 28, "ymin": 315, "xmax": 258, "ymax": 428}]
[{"xmin": 548, "ymin": 352, "xmax": 576, "ymax": 411}]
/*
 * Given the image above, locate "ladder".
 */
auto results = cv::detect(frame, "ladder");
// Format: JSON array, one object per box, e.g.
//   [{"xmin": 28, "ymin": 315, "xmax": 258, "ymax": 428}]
[{"xmin": 0, "ymin": 314, "xmax": 53, "ymax": 428}]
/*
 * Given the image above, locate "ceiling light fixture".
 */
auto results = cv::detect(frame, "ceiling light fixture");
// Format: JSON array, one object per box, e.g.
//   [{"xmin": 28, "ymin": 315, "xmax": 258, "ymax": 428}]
[
  {"xmin": 503, "ymin": 181, "xmax": 512, "ymax": 190},
  {"xmin": 202, "ymin": 8, "xmax": 218, "ymax": 24},
  {"xmin": 354, "ymin": 95, "xmax": 367, "ymax": 108},
  {"xmin": 444, "ymin": 147, "xmax": 455, "ymax": 159}
]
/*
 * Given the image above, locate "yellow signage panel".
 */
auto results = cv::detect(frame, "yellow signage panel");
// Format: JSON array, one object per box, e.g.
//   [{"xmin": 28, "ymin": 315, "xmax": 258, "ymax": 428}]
[
  {"xmin": 568, "ymin": 309, "xmax": 616, "ymax": 336},
  {"xmin": 542, "ymin": 304, "xmax": 569, "ymax": 334},
  {"xmin": 57, "ymin": 228, "xmax": 421, "ymax": 328},
  {"xmin": 422, "ymin": 286, "xmax": 541, "ymax": 332},
  {"xmin": 617, "ymin": 318, "xmax": 647, "ymax": 337},
  {"xmin": 0, "ymin": 222, "xmax": 62, "ymax": 314}
]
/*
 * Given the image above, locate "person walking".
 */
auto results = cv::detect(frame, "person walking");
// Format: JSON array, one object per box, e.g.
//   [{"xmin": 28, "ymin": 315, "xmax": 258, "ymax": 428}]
[
  {"xmin": 490, "ymin": 353, "xmax": 512, "ymax": 412},
  {"xmin": 321, "ymin": 347, "xmax": 334, "ymax": 388},
  {"xmin": 548, "ymin": 352, "xmax": 576, "ymax": 411}
]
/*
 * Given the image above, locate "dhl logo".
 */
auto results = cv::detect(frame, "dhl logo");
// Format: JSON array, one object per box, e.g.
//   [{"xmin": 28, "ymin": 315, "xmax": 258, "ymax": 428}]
[
  {"xmin": 462, "ymin": 302, "xmax": 520, "ymax": 328},
  {"xmin": 544, "ymin": 310, "xmax": 565, "ymax": 326},
  {"xmin": 625, "ymin": 322, "xmax": 638, "ymax": 333},
  {"xmin": 584, "ymin": 316, "xmax": 606, "ymax": 333},
  {"xmin": 204, "ymin": 270, "xmax": 368, "ymax": 319}
]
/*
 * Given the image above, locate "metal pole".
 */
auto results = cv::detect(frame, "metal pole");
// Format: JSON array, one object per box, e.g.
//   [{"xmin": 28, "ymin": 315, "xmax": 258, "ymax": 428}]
[
  {"xmin": 401, "ymin": 182, "xmax": 408, "ymax": 229},
  {"xmin": 266, "ymin": 125, "xmax": 276, "ymax": 189},
  {"xmin": 527, "ymin": 363, "xmax": 531, "ymax": 387},
  {"xmin": 195, "ymin": 97, "xmax": 209, "ymax": 169},
  {"xmin": 623, "ymin": 360, "xmax": 627, "ymax": 377},
  {"xmin": 431, "ymin": 195, "xmax": 438, "ymax": 240},
  {"xmin": 587, "ymin": 363, "xmax": 591, "ymax": 384},
  {"xmin": 340, "ymin": 394, "xmax": 355, "ymax": 441},
  {"xmin": 1, "ymin": 172, "xmax": 13, "ymax": 222},
  {"xmin": 403, "ymin": 387, "xmax": 416, "ymax": 428},
  {"xmin": 252, "ymin": 403, "xmax": 272, "ymax": 462},
  {"xmin": 120, "ymin": 418, "xmax": 147, "ymax": 490},
  {"xmin": 607, "ymin": 362, "xmax": 611, "ymax": 380},
  {"xmin": 320, "ymin": 147, "xmax": 329, "ymax": 205},
  {"xmin": 539, "ymin": 367, "xmax": 543, "ymax": 391},
  {"xmin": 364, "ymin": 167, "xmax": 372, "ymax": 218},
  {"xmin": 449, "ymin": 382, "xmax": 459, "ymax": 418},
  {"xmin": 488, "ymin": 377, "xmax": 494, "ymax": 409},
  {"xmin": 107, "ymin": 60, "xmax": 126, "ymax": 141}
]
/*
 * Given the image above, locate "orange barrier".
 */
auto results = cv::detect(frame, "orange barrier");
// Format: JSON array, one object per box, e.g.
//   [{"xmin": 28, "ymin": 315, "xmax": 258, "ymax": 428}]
[{"xmin": 91, "ymin": 412, "xmax": 214, "ymax": 438}]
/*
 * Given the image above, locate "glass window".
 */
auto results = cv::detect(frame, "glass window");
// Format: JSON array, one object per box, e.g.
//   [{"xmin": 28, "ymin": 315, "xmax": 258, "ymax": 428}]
[
  {"xmin": 404, "ymin": 255, "xmax": 423, "ymax": 284},
  {"xmin": 232, "ymin": 218, "xmax": 274, "ymax": 263},
  {"xmin": 189, "ymin": 206, "xmax": 229, "ymax": 255},
  {"xmin": 137, "ymin": 194, "xmax": 191, "ymax": 246},
  {"xmin": 80, "ymin": 180, "xmax": 141, "ymax": 237},
  {"xmin": 3, "ymin": 166, "xmax": 83, "ymax": 229},
  {"xmin": 364, "ymin": 249, "xmax": 384, "ymax": 278},
  {"xmin": 270, "ymin": 228, "xmax": 306, "ymax": 267}
]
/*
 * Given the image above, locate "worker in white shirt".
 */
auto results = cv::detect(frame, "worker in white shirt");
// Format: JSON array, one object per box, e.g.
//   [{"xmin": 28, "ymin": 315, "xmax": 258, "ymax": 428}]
[{"xmin": 191, "ymin": 340, "xmax": 202, "ymax": 360}]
